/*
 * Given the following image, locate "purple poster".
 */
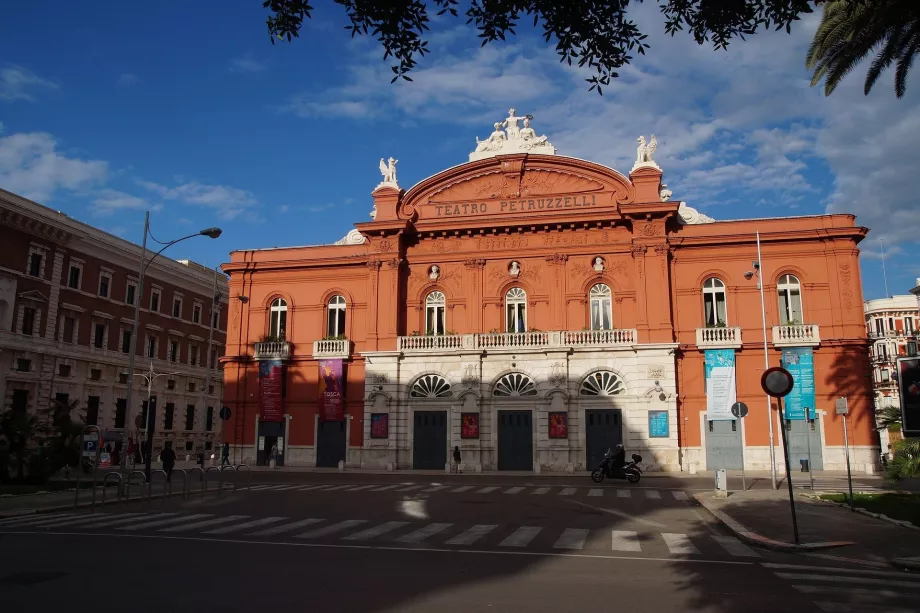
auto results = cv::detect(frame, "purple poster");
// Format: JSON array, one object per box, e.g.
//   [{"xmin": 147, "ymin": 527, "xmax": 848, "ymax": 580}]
[
  {"xmin": 259, "ymin": 359, "xmax": 284, "ymax": 422},
  {"xmin": 319, "ymin": 359, "xmax": 344, "ymax": 422},
  {"xmin": 370, "ymin": 413, "xmax": 388, "ymax": 439}
]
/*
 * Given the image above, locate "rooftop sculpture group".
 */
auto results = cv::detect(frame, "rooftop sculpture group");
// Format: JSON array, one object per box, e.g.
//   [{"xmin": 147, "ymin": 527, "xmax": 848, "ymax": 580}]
[{"xmin": 469, "ymin": 109, "xmax": 557, "ymax": 161}]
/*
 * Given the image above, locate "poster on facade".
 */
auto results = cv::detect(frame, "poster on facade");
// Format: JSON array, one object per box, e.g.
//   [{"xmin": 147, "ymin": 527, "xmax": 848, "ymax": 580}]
[
  {"xmin": 259, "ymin": 359, "xmax": 284, "ymax": 422},
  {"xmin": 704, "ymin": 349, "xmax": 737, "ymax": 420},
  {"xmin": 319, "ymin": 359, "xmax": 344, "ymax": 422},
  {"xmin": 897, "ymin": 357, "xmax": 920, "ymax": 437},
  {"xmin": 548, "ymin": 412, "xmax": 568, "ymax": 438},
  {"xmin": 781, "ymin": 347, "xmax": 816, "ymax": 420},
  {"xmin": 648, "ymin": 411, "xmax": 669, "ymax": 438},
  {"xmin": 370, "ymin": 413, "xmax": 389, "ymax": 439},
  {"xmin": 461, "ymin": 413, "xmax": 479, "ymax": 439}
]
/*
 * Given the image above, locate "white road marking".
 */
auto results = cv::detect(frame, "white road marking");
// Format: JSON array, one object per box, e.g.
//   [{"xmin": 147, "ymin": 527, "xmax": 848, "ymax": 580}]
[
  {"xmin": 248, "ymin": 484, "xmax": 279, "ymax": 491},
  {"xmin": 672, "ymin": 491, "xmax": 689, "ymax": 501},
  {"xmin": 712, "ymin": 535, "xmax": 760, "ymax": 557},
  {"xmin": 812, "ymin": 601, "xmax": 914, "ymax": 613},
  {"xmin": 617, "ymin": 490, "xmax": 631, "ymax": 498},
  {"xmin": 451, "ymin": 486, "xmax": 474, "ymax": 493},
  {"xmin": 396, "ymin": 522, "xmax": 453, "ymax": 543},
  {"xmin": 0, "ymin": 513, "xmax": 78, "ymax": 526},
  {"xmin": 504, "ymin": 487, "xmax": 525, "ymax": 495},
  {"xmin": 645, "ymin": 490, "xmax": 661, "ymax": 499},
  {"xmin": 119, "ymin": 514, "xmax": 212, "ymax": 531},
  {"xmin": 531, "ymin": 487, "xmax": 550, "ymax": 495},
  {"xmin": 269, "ymin": 485, "xmax": 302, "ymax": 491},
  {"xmin": 588, "ymin": 489, "xmax": 603, "ymax": 497},
  {"xmin": 423, "ymin": 486, "xmax": 449, "ymax": 493},
  {"xmin": 30, "ymin": 513, "xmax": 147, "ymax": 528},
  {"xmin": 662, "ymin": 533, "xmax": 699, "ymax": 555},
  {"xmin": 476, "ymin": 486, "xmax": 499, "ymax": 494},
  {"xmin": 763, "ymin": 563, "xmax": 920, "ymax": 579},
  {"xmin": 559, "ymin": 488, "xmax": 576, "ymax": 496},
  {"xmin": 340, "ymin": 485, "xmax": 375, "ymax": 492},
  {"xmin": 567, "ymin": 500, "xmax": 668, "ymax": 529},
  {"xmin": 610, "ymin": 530, "xmax": 641, "ymax": 552},
  {"xmin": 291, "ymin": 485, "xmax": 325, "ymax": 491},
  {"xmin": 500, "ymin": 526, "xmax": 543, "ymax": 547},
  {"xmin": 297, "ymin": 520, "xmax": 368, "ymax": 539},
  {"xmin": 553, "ymin": 528, "xmax": 589, "ymax": 550},
  {"xmin": 79, "ymin": 513, "xmax": 178, "ymax": 529},
  {"xmin": 248, "ymin": 518, "xmax": 323, "ymax": 536},
  {"xmin": 159, "ymin": 515, "xmax": 249, "ymax": 533},
  {"xmin": 396, "ymin": 485, "xmax": 424, "ymax": 492},
  {"xmin": 205, "ymin": 517, "xmax": 288, "ymax": 534},
  {"xmin": 445, "ymin": 524, "xmax": 497, "ymax": 546},
  {"xmin": 369, "ymin": 484, "xmax": 400, "ymax": 492},
  {"xmin": 342, "ymin": 521, "xmax": 410, "ymax": 541},
  {"xmin": 322, "ymin": 485, "xmax": 354, "ymax": 491}
]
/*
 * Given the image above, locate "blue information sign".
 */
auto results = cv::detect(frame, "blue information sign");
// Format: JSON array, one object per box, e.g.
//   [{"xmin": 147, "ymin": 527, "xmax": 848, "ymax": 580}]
[
  {"xmin": 648, "ymin": 410, "xmax": 669, "ymax": 438},
  {"xmin": 781, "ymin": 347, "xmax": 816, "ymax": 420}
]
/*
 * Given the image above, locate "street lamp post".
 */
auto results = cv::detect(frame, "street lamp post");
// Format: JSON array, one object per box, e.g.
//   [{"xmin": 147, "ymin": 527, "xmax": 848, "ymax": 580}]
[
  {"xmin": 122, "ymin": 211, "xmax": 221, "ymax": 469},
  {"xmin": 134, "ymin": 361, "xmax": 184, "ymax": 482},
  {"xmin": 745, "ymin": 231, "xmax": 778, "ymax": 490},
  {"xmin": 199, "ymin": 265, "xmax": 223, "ymax": 462}
]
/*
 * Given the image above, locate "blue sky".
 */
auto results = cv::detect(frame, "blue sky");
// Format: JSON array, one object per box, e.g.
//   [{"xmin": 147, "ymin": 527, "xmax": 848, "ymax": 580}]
[{"xmin": 1, "ymin": 1, "xmax": 918, "ymax": 300}]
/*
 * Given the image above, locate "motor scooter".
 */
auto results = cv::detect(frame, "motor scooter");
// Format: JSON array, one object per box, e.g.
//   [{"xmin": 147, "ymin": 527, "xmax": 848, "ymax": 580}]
[{"xmin": 590, "ymin": 449, "xmax": 642, "ymax": 484}]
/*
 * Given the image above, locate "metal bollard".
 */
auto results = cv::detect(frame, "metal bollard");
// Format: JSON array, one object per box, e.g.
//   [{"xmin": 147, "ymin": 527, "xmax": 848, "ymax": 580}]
[
  {"xmin": 172, "ymin": 469, "xmax": 188, "ymax": 498},
  {"xmin": 221, "ymin": 465, "xmax": 237, "ymax": 492},
  {"xmin": 148, "ymin": 469, "xmax": 168, "ymax": 501},
  {"xmin": 205, "ymin": 466, "xmax": 222, "ymax": 495},
  {"xmin": 124, "ymin": 470, "xmax": 146, "ymax": 503},
  {"xmin": 99, "ymin": 472, "xmax": 124, "ymax": 509}
]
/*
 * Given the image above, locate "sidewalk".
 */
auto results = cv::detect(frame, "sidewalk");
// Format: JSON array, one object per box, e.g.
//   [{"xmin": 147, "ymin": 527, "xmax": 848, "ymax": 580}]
[{"xmin": 695, "ymin": 489, "xmax": 920, "ymax": 568}]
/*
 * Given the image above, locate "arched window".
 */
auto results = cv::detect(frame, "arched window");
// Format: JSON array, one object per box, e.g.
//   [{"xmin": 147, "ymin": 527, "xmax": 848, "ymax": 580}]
[
  {"xmin": 493, "ymin": 372, "xmax": 537, "ymax": 397},
  {"xmin": 702, "ymin": 278, "xmax": 727, "ymax": 327},
  {"xmin": 327, "ymin": 295, "xmax": 346, "ymax": 337},
  {"xmin": 589, "ymin": 284, "xmax": 612, "ymax": 331},
  {"xmin": 506, "ymin": 287, "xmax": 527, "ymax": 333},
  {"xmin": 269, "ymin": 298, "xmax": 287, "ymax": 340},
  {"xmin": 580, "ymin": 371, "xmax": 626, "ymax": 396},
  {"xmin": 425, "ymin": 291, "xmax": 446, "ymax": 335},
  {"xmin": 410, "ymin": 374, "xmax": 452, "ymax": 398},
  {"xmin": 777, "ymin": 274, "xmax": 803, "ymax": 324}
]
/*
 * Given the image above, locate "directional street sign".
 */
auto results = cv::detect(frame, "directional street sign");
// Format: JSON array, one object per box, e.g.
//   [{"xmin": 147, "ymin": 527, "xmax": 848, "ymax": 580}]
[{"xmin": 730, "ymin": 402, "xmax": 749, "ymax": 419}]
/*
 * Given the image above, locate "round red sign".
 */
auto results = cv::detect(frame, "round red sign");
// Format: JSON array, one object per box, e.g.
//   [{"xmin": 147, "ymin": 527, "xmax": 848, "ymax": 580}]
[{"xmin": 761, "ymin": 367, "xmax": 794, "ymax": 398}]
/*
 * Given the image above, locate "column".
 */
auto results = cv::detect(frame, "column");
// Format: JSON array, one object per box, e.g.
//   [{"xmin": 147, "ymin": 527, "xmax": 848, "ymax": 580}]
[
  {"xmin": 365, "ymin": 259, "xmax": 382, "ymax": 350},
  {"xmin": 632, "ymin": 244, "xmax": 649, "ymax": 340},
  {"xmin": 544, "ymin": 254, "xmax": 568, "ymax": 329}
]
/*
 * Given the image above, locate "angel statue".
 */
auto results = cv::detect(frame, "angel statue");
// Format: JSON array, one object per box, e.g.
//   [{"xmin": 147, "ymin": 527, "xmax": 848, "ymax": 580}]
[
  {"xmin": 379, "ymin": 157, "xmax": 398, "ymax": 186},
  {"xmin": 636, "ymin": 135, "xmax": 657, "ymax": 165}
]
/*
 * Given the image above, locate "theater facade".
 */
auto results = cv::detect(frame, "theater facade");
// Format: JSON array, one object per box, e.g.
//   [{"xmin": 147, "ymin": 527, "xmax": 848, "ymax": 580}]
[{"xmin": 221, "ymin": 111, "xmax": 877, "ymax": 474}]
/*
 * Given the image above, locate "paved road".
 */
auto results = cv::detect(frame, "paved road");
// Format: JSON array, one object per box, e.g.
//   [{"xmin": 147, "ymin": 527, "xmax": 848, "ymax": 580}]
[{"xmin": 1, "ymin": 477, "xmax": 916, "ymax": 612}]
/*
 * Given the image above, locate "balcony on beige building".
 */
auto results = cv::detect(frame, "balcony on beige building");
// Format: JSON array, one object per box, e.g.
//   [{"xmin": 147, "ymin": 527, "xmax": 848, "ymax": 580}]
[
  {"xmin": 772, "ymin": 324, "xmax": 820, "ymax": 347},
  {"xmin": 397, "ymin": 329, "xmax": 638, "ymax": 354},
  {"xmin": 253, "ymin": 340, "xmax": 292, "ymax": 360},
  {"xmin": 312, "ymin": 338, "xmax": 350, "ymax": 359},
  {"xmin": 695, "ymin": 326, "xmax": 742, "ymax": 349}
]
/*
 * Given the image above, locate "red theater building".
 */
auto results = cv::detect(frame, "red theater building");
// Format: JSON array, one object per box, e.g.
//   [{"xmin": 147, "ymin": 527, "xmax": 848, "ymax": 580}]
[{"xmin": 221, "ymin": 110, "xmax": 877, "ymax": 473}]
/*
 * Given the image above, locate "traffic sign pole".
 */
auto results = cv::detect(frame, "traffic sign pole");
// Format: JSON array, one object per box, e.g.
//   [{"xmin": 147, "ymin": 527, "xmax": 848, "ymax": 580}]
[
  {"xmin": 805, "ymin": 412, "xmax": 815, "ymax": 491},
  {"xmin": 776, "ymin": 396, "xmax": 801, "ymax": 544},
  {"xmin": 761, "ymin": 366, "xmax": 800, "ymax": 545},
  {"xmin": 837, "ymin": 397, "xmax": 854, "ymax": 511}
]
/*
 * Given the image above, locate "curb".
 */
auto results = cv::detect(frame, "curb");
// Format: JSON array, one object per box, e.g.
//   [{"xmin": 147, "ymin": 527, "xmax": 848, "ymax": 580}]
[
  {"xmin": 892, "ymin": 557, "xmax": 920, "ymax": 571},
  {"xmin": 801, "ymin": 493, "xmax": 920, "ymax": 531},
  {"xmin": 692, "ymin": 493, "xmax": 855, "ymax": 553}
]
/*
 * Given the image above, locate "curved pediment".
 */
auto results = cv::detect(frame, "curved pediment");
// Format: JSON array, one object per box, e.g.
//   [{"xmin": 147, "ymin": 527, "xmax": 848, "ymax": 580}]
[{"xmin": 399, "ymin": 154, "xmax": 637, "ymax": 222}]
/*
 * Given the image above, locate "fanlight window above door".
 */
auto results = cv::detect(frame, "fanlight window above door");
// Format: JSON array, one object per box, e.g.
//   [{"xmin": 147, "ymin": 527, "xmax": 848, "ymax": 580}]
[
  {"xmin": 580, "ymin": 371, "xmax": 626, "ymax": 396},
  {"xmin": 410, "ymin": 374, "xmax": 452, "ymax": 398},
  {"xmin": 493, "ymin": 372, "xmax": 537, "ymax": 397}
]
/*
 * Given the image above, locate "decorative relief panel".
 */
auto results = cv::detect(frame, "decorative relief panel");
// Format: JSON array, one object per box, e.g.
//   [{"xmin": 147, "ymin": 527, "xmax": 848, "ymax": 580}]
[
  {"xmin": 839, "ymin": 263, "xmax": 854, "ymax": 309},
  {"xmin": 520, "ymin": 169, "xmax": 603, "ymax": 196}
]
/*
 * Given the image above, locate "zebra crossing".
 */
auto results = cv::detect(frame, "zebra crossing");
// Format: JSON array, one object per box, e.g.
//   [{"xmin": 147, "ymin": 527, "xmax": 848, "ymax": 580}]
[
  {"xmin": 244, "ymin": 482, "xmax": 693, "ymax": 501},
  {"xmin": 0, "ymin": 510, "xmax": 760, "ymax": 559},
  {"xmin": 791, "ymin": 479, "xmax": 886, "ymax": 493},
  {"xmin": 764, "ymin": 562, "xmax": 920, "ymax": 612}
]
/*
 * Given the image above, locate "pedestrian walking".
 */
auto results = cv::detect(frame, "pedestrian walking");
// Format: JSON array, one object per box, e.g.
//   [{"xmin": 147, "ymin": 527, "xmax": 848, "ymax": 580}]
[
  {"xmin": 270, "ymin": 443, "xmax": 279, "ymax": 468},
  {"xmin": 160, "ymin": 442, "xmax": 176, "ymax": 482},
  {"xmin": 453, "ymin": 445, "xmax": 462, "ymax": 474},
  {"xmin": 221, "ymin": 442, "xmax": 230, "ymax": 467}
]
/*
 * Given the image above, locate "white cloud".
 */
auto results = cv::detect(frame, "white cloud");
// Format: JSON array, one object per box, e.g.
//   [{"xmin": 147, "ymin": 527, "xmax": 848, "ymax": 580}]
[
  {"xmin": 91, "ymin": 188, "xmax": 150, "ymax": 215},
  {"xmin": 138, "ymin": 179, "xmax": 258, "ymax": 220},
  {"xmin": 230, "ymin": 55, "xmax": 267, "ymax": 73},
  {"xmin": 307, "ymin": 203, "xmax": 335, "ymax": 213},
  {"xmin": 117, "ymin": 73, "xmax": 140, "ymax": 87},
  {"xmin": 0, "ymin": 65, "xmax": 59, "ymax": 102},
  {"xmin": 0, "ymin": 132, "xmax": 107, "ymax": 201}
]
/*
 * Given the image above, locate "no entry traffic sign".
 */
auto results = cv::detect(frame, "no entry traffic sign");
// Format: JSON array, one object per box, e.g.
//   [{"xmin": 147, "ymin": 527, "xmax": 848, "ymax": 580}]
[{"xmin": 761, "ymin": 367, "xmax": 794, "ymax": 398}]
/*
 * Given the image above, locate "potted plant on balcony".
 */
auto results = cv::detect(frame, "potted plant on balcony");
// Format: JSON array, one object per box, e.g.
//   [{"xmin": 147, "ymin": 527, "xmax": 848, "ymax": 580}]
[
  {"xmin": 782, "ymin": 319, "xmax": 801, "ymax": 327},
  {"xmin": 322, "ymin": 334, "xmax": 347, "ymax": 341},
  {"xmin": 705, "ymin": 320, "xmax": 727, "ymax": 329}
]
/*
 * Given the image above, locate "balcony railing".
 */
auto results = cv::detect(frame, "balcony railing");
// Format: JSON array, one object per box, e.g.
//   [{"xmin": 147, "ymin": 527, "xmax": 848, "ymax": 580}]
[
  {"xmin": 397, "ymin": 329, "xmax": 638, "ymax": 353},
  {"xmin": 313, "ymin": 339, "xmax": 350, "ymax": 359},
  {"xmin": 772, "ymin": 324, "xmax": 820, "ymax": 347},
  {"xmin": 695, "ymin": 326, "xmax": 742, "ymax": 349},
  {"xmin": 253, "ymin": 340, "xmax": 292, "ymax": 360}
]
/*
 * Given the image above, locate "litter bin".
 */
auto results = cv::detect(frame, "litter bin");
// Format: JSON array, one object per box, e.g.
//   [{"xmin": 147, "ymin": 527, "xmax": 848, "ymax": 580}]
[{"xmin": 800, "ymin": 458, "xmax": 810, "ymax": 472}]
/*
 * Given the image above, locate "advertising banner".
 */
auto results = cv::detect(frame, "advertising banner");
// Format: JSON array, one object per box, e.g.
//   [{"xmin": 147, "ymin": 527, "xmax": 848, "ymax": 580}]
[
  {"xmin": 319, "ymin": 359, "xmax": 344, "ymax": 422},
  {"xmin": 549, "ymin": 412, "xmax": 568, "ymax": 438},
  {"xmin": 259, "ymin": 359, "xmax": 284, "ymax": 422},
  {"xmin": 461, "ymin": 413, "xmax": 479, "ymax": 439},
  {"xmin": 705, "ymin": 349, "xmax": 737, "ymax": 421},
  {"xmin": 898, "ymin": 357, "xmax": 920, "ymax": 437},
  {"xmin": 781, "ymin": 347, "xmax": 816, "ymax": 420}
]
